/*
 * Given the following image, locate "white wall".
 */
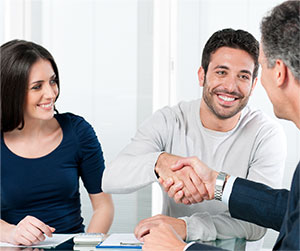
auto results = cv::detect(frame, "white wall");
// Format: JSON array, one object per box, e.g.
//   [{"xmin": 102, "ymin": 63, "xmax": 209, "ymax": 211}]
[
  {"xmin": 42, "ymin": 0, "xmax": 150, "ymax": 234},
  {"xmin": 0, "ymin": 0, "xmax": 4, "ymax": 42},
  {"xmin": 44, "ymin": 0, "xmax": 154, "ymax": 233}
]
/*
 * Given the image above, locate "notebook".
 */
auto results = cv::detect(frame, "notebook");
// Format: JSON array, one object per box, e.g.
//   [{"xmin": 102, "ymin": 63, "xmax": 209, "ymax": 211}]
[{"xmin": 96, "ymin": 233, "xmax": 143, "ymax": 249}]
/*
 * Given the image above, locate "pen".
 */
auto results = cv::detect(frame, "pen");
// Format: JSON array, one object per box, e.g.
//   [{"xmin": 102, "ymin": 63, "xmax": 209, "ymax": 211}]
[{"xmin": 120, "ymin": 242, "xmax": 143, "ymax": 246}]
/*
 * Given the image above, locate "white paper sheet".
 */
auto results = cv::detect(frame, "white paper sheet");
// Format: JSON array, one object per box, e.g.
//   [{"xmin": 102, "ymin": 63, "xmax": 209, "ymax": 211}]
[{"xmin": 0, "ymin": 233, "xmax": 76, "ymax": 248}]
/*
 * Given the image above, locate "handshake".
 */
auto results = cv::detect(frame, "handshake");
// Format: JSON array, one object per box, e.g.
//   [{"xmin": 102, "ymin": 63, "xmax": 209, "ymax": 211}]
[{"xmin": 155, "ymin": 153, "xmax": 227, "ymax": 205}]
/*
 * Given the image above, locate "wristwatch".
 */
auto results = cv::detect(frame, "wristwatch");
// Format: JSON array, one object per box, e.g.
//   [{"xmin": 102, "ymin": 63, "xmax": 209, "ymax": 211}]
[{"xmin": 214, "ymin": 172, "xmax": 228, "ymax": 201}]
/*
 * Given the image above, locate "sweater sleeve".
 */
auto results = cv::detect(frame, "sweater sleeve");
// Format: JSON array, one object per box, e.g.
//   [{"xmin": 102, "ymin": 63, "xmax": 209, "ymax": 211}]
[
  {"xmin": 102, "ymin": 108, "xmax": 173, "ymax": 193},
  {"xmin": 246, "ymin": 123, "xmax": 287, "ymax": 189},
  {"xmin": 181, "ymin": 210, "xmax": 267, "ymax": 241}
]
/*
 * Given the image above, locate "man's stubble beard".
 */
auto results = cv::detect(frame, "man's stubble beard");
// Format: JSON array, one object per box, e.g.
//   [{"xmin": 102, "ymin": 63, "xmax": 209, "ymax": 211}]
[{"xmin": 202, "ymin": 78, "xmax": 250, "ymax": 120}]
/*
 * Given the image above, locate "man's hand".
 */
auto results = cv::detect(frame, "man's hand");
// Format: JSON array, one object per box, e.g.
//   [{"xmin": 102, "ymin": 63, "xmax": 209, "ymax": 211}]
[
  {"xmin": 155, "ymin": 153, "xmax": 207, "ymax": 204},
  {"xmin": 160, "ymin": 157, "xmax": 219, "ymax": 203},
  {"xmin": 134, "ymin": 214, "xmax": 187, "ymax": 240},
  {"xmin": 141, "ymin": 223, "xmax": 186, "ymax": 251}
]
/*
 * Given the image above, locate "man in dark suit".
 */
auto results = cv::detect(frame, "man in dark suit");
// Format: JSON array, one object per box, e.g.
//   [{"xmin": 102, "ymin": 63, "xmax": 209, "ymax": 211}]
[{"xmin": 140, "ymin": 1, "xmax": 300, "ymax": 250}]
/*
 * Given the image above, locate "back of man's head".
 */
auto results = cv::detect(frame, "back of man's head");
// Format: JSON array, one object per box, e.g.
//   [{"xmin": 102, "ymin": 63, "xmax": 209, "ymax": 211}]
[
  {"xmin": 261, "ymin": 0, "xmax": 300, "ymax": 81},
  {"xmin": 201, "ymin": 28, "xmax": 259, "ymax": 80}
]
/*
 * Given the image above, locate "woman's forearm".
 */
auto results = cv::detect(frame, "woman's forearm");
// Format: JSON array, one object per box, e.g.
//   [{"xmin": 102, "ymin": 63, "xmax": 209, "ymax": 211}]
[{"xmin": 87, "ymin": 193, "xmax": 114, "ymax": 233}]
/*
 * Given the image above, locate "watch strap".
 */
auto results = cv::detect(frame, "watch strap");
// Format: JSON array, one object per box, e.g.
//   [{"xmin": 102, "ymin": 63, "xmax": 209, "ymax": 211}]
[{"xmin": 214, "ymin": 172, "xmax": 227, "ymax": 201}]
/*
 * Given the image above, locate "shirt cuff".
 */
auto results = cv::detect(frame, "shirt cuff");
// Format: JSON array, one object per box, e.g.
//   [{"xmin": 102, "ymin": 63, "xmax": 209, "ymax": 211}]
[
  {"xmin": 222, "ymin": 176, "xmax": 237, "ymax": 205},
  {"xmin": 183, "ymin": 242, "xmax": 196, "ymax": 251}
]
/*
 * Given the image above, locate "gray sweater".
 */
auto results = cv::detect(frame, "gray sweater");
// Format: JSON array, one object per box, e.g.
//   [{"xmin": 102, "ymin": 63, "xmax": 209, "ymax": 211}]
[{"xmin": 103, "ymin": 99, "xmax": 286, "ymax": 241}]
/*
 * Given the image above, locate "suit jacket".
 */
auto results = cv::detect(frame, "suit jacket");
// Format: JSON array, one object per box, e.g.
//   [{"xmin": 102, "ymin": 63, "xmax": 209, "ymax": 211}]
[{"xmin": 187, "ymin": 162, "xmax": 299, "ymax": 251}]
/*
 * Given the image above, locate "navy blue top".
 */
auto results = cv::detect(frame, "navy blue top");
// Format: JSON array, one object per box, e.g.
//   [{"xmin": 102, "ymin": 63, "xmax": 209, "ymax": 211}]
[{"xmin": 1, "ymin": 113, "xmax": 105, "ymax": 233}]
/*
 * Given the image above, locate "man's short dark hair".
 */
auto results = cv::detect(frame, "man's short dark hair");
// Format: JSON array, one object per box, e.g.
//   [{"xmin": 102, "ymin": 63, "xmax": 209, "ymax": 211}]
[{"xmin": 201, "ymin": 28, "xmax": 259, "ymax": 81}]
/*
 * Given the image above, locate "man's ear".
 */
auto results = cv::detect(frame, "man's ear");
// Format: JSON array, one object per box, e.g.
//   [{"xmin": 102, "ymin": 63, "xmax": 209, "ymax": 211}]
[
  {"xmin": 198, "ymin": 66, "xmax": 205, "ymax": 87},
  {"xmin": 275, "ymin": 59, "xmax": 287, "ymax": 87}
]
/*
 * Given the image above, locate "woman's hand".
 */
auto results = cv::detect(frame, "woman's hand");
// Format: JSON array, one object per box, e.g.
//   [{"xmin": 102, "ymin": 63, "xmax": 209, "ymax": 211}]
[{"xmin": 2, "ymin": 216, "xmax": 55, "ymax": 246}]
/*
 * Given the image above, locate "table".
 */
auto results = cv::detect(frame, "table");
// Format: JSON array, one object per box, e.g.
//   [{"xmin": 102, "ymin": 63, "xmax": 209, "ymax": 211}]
[{"xmin": 0, "ymin": 236, "xmax": 247, "ymax": 251}]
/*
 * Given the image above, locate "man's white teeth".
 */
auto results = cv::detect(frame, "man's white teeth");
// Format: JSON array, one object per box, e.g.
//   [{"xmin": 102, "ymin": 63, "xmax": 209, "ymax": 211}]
[
  {"xmin": 39, "ymin": 103, "xmax": 52, "ymax": 108},
  {"xmin": 219, "ymin": 95, "xmax": 235, "ymax": 102}
]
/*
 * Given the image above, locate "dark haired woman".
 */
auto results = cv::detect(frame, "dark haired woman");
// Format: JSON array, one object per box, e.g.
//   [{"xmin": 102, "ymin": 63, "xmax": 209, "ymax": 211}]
[{"xmin": 0, "ymin": 40, "xmax": 114, "ymax": 245}]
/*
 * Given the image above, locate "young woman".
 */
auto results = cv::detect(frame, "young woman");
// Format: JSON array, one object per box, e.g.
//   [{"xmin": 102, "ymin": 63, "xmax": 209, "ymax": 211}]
[{"xmin": 0, "ymin": 40, "xmax": 114, "ymax": 246}]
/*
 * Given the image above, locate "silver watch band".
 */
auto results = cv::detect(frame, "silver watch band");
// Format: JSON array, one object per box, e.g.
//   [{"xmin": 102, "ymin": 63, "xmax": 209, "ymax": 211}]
[{"xmin": 214, "ymin": 172, "xmax": 227, "ymax": 201}]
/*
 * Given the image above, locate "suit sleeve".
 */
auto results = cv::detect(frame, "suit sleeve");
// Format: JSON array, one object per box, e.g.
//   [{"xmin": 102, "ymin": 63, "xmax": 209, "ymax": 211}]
[
  {"xmin": 186, "ymin": 243, "xmax": 227, "ymax": 250},
  {"xmin": 102, "ymin": 109, "xmax": 172, "ymax": 193},
  {"xmin": 271, "ymin": 162, "xmax": 299, "ymax": 250},
  {"xmin": 229, "ymin": 178, "xmax": 289, "ymax": 231}
]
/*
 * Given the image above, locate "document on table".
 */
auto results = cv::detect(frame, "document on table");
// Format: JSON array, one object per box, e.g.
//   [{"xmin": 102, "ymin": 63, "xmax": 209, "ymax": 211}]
[
  {"xmin": 96, "ymin": 233, "xmax": 143, "ymax": 249},
  {"xmin": 0, "ymin": 233, "xmax": 76, "ymax": 248}
]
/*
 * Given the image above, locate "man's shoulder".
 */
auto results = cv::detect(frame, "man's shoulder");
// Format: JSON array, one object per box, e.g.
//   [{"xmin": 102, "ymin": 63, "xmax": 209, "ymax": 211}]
[
  {"xmin": 241, "ymin": 106, "xmax": 283, "ymax": 132},
  {"xmin": 236, "ymin": 106, "xmax": 286, "ymax": 144},
  {"xmin": 157, "ymin": 99, "xmax": 200, "ymax": 118}
]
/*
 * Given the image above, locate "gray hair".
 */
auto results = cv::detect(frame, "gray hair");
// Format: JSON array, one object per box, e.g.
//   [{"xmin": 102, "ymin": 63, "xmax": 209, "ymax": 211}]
[{"xmin": 260, "ymin": 0, "xmax": 300, "ymax": 81}]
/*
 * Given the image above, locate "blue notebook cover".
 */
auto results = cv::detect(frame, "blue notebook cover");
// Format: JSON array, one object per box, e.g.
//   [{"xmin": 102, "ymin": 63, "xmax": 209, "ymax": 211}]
[{"xmin": 96, "ymin": 233, "xmax": 142, "ymax": 249}]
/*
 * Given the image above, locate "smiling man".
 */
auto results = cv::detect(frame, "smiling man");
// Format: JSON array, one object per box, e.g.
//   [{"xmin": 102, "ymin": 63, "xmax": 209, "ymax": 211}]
[
  {"xmin": 199, "ymin": 46, "xmax": 256, "ymax": 132},
  {"xmin": 103, "ymin": 29, "xmax": 286, "ymax": 242}
]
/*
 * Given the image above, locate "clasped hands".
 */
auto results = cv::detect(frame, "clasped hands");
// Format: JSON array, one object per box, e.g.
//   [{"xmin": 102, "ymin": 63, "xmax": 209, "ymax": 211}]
[
  {"xmin": 134, "ymin": 154, "xmax": 219, "ymax": 243},
  {"xmin": 155, "ymin": 153, "xmax": 219, "ymax": 205}
]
